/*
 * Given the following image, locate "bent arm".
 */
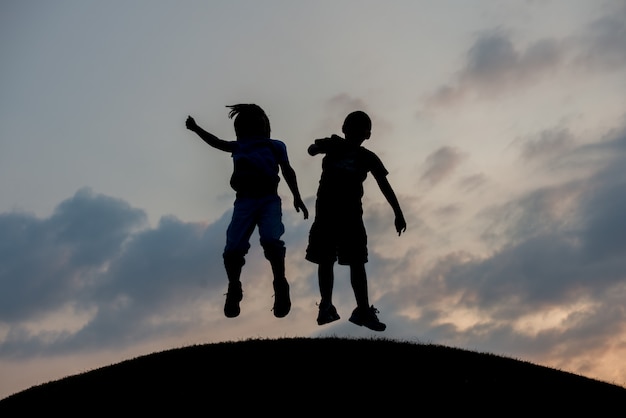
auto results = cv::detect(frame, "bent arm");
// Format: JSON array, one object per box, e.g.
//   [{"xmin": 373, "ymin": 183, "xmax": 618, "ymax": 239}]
[
  {"xmin": 308, "ymin": 143, "xmax": 321, "ymax": 156},
  {"xmin": 308, "ymin": 135, "xmax": 342, "ymax": 156},
  {"xmin": 279, "ymin": 162, "xmax": 309, "ymax": 219},
  {"xmin": 374, "ymin": 174, "xmax": 407, "ymax": 236},
  {"xmin": 186, "ymin": 116, "xmax": 234, "ymax": 153}
]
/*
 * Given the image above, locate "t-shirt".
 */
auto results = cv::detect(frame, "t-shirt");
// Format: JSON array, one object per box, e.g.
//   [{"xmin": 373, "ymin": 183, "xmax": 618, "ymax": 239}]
[
  {"xmin": 314, "ymin": 136, "xmax": 388, "ymax": 212},
  {"xmin": 230, "ymin": 138, "xmax": 288, "ymax": 197}
]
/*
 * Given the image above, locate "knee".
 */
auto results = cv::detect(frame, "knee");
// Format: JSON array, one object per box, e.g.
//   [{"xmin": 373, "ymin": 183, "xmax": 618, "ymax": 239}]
[
  {"xmin": 223, "ymin": 251, "xmax": 246, "ymax": 268},
  {"xmin": 261, "ymin": 238, "xmax": 285, "ymax": 261}
]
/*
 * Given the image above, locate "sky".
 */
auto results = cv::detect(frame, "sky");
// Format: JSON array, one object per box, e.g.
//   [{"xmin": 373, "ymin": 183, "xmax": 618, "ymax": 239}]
[{"xmin": 1, "ymin": 0, "xmax": 626, "ymax": 399}]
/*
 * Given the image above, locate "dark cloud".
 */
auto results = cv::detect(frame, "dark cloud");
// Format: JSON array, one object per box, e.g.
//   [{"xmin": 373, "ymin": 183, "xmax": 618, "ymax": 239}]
[
  {"xmin": 0, "ymin": 188, "xmax": 146, "ymax": 323},
  {"xmin": 0, "ymin": 188, "xmax": 233, "ymax": 356},
  {"xmin": 420, "ymin": 146, "xmax": 465, "ymax": 186},
  {"xmin": 578, "ymin": 128, "xmax": 626, "ymax": 260}
]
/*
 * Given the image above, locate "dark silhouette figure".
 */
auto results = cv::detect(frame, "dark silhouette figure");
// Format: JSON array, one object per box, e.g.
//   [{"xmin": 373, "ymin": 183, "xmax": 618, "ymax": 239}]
[
  {"xmin": 306, "ymin": 111, "xmax": 406, "ymax": 331},
  {"xmin": 186, "ymin": 104, "xmax": 308, "ymax": 318}
]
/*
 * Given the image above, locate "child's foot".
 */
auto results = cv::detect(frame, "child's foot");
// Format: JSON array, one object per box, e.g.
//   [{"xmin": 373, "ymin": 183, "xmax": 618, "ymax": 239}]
[
  {"xmin": 317, "ymin": 302, "xmax": 340, "ymax": 325},
  {"xmin": 349, "ymin": 305, "xmax": 386, "ymax": 331},
  {"xmin": 272, "ymin": 279, "xmax": 291, "ymax": 318},
  {"xmin": 224, "ymin": 281, "xmax": 243, "ymax": 318}
]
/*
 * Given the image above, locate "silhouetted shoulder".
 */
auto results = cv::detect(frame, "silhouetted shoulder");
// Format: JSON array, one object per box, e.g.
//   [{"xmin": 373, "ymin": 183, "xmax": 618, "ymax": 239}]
[
  {"xmin": 269, "ymin": 139, "xmax": 289, "ymax": 163},
  {"xmin": 359, "ymin": 147, "xmax": 389, "ymax": 178}
]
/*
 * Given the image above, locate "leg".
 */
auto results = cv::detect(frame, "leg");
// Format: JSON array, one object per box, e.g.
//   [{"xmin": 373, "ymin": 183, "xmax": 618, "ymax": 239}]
[
  {"xmin": 222, "ymin": 198, "xmax": 257, "ymax": 317},
  {"xmin": 350, "ymin": 263, "xmax": 369, "ymax": 309},
  {"xmin": 257, "ymin": 196, "xmax": 290, "ymax": 317},
  {"xmin": 257, "ymin": 195, "xmax": 286, "ymax": 281},
  {"xmin": 305, "ymin": 209, "xmax": 340, "ymax": 324},
  {"xmin": 348, "ymin": 263, "xmax": 386, "ymax": 331},
  {"xmin": 223, "ymin": 198, "xmax": 257, "ymax": 283},
  {"xmin": 316, "ymin": 261, "xmax": 340, "ymax": 326},
  {"xmin": 318, "ymin": 261, "xmax": 335, "ymax": 306}
]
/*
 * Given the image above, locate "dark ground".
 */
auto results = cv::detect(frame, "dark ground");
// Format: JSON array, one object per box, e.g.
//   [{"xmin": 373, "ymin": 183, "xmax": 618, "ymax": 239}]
[{"xmin": 1, "ymin": 337, "xmax": 624, "ymax": 415}]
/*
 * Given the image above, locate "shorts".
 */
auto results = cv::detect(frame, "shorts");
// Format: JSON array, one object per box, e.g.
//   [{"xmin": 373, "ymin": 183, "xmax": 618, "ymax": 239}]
[{"xmin": 305, "ymin": 211, "xmax": 368, "ymax": 265}]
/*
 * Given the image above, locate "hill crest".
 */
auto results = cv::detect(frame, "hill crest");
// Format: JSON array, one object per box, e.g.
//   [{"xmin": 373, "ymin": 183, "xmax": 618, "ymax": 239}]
[{"xmin": 1, "ymin": 337, "xmax": 625, "ymax": 414}]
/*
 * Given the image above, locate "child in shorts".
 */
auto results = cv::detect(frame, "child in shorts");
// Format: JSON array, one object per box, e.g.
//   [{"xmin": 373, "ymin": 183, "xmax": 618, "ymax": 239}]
[{"xmin": 305, "ymin": 110, "xmax": 406, "ymax": 331}]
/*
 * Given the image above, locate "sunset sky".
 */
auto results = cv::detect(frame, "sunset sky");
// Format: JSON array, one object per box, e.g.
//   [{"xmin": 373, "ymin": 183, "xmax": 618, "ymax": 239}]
[{"xmin": 2, "ymin": 0, "xmax": 626, "ymax": 398}]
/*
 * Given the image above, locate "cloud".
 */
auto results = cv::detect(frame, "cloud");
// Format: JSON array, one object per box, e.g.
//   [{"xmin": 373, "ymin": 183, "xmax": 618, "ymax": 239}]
[
  {"xmin": 426, "ymin": 8, "xmax": 626, "ymax": 107},
  {"xmin": 0, "ymin": 188, "xmax": 147, "ymax": 323},
  {"xmin": 427, "ymin": 30, "xmax": 564, "ymax": 106},
  {"xmin": 575, "ymin": 7, "xmax": 626, "ymax": 71},
  {"xmin": 368, "ymin": 119, "xmax": 626, "ymax": 380},
  {"xmin": 457, "ymin": 173, "xmax": 487, "ymax": 192},
  {"xmin": 420, "ymin": 146, "xmax": 465, "ymax": 186},
  {"xmin": 0, "ymin": 188, "xmax": 233, "ymax": 356},
  {"xmin": 465, "ymin": 125, "xmax": 626, "ymax": 311},
  {"xmin": 516, "ymin": 128, "xmax": 576, "ymax": 162},
  {"xmin": 2, "ymin": 121, "xmax": 626, "ymax": 386}
]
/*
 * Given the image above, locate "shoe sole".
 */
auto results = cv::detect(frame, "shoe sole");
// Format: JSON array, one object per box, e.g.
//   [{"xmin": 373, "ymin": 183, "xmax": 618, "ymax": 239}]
[
  {"xmin": 349, "ymin": 316, "xmax": 386, "ymax": 332},
  {"xmin": 317, "ymin": 315, "xmax": 340, "ymax": 326},
  {"xmin": 224, "ymin": 303, "xmax": 241, "ymax": 318}
]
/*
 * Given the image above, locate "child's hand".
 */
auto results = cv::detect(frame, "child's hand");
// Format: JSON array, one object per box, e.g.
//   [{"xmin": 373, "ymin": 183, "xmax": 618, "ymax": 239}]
[
  {"xmin": 185, "ymin": 116, "xmax": 198, "ymax": 131},
  {"xmin": 294, "ymin": 198, "xmax": 309, "ymax": 220},
  {"xmin": 395, "ymin": 214, "xmax": 406, "ymax": 236}
]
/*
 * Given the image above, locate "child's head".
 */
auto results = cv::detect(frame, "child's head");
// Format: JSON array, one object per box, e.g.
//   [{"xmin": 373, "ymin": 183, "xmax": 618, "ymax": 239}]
[
  {"xmin": 227, "ymin": 104, "xmax": 271, "ymax": 139},
  {"xmin": 342, "ymin": 111, "xmax": 371, "ymax": 140}
]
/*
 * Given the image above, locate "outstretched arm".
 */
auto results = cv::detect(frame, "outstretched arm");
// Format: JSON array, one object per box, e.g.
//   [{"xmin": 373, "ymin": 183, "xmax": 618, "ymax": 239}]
[
  {"xmin": 308, "ymin": 144, "xmax": 321, "ymax": 156},
  {"xmin": 279, "ymin": 162, "xmax": 309, "ymax": 219},
  {"xmin": 308, "ymin": 134, "xmax": 342, "ymax": 156},
  {"xmin": 186, "ymin": 116, "xmax": 235, "ymax": 153},
  {"xmin": 374, "ymin": 174, "xmax": 406, "ymax": 236}
]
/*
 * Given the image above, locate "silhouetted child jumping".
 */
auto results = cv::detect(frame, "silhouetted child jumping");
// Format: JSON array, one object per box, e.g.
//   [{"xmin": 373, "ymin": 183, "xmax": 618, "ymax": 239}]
[
  {"xmin": 306, "ymin": 110, "xmax": 406, "ymax": 331},
  {"xmin": 186, "ymin": 104, "xmax": 308, "ymax": 318}
]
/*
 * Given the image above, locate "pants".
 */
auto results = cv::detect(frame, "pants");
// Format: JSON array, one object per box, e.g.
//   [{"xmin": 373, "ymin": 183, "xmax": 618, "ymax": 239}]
[{"xmin": 223, "ymin": 194, "xmax": 285, "ymax": 270}]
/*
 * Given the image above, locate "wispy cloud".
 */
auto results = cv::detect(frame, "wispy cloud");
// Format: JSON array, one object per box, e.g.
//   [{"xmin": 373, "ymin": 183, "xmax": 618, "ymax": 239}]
[
  {"xmin": 427, "ymin": 30, "xmax": 564, "ymax": 106},
  {"xmin": 426, "ymin": 7, "xmax": 626, "ymax": 108},
  {"xmin": 516, "ymin": 128, "xmax": 576, "ymax": 162},
  {"xmin": 574, "ymin": 6, "xmax": 626, "ymax": 71},
  {"xmin": 420, "ymin": 146, "xmax": 466, "ymax": 186}
]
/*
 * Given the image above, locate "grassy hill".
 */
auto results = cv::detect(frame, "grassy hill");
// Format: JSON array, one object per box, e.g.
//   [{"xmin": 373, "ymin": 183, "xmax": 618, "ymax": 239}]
[{"xmin": 1, "ymin": 337, "xmax": 625, "ymax": 414}]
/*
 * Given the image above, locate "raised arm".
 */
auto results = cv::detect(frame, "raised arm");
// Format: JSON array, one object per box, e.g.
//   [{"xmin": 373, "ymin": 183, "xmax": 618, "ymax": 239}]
[
  {"xmin": 186, "ymin": 116, "xmax": 235, "ymax": 153},
  {"xmin": 374, "ymin": 174, "xmax": 406, "ymax": 236},
  {"xmin": 279, "ymin": 161, "xmax": 309, "ymax": 219}
]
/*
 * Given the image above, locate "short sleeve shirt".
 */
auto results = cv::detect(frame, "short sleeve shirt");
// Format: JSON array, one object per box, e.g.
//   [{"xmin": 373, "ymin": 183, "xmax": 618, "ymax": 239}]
[
  {"xmin": 229, "ymin": 138, "xmax": 288, "ymax": 196},
  {"xmin": 314, "ymin": 136, "xmax": 388, "ymax": 210}
]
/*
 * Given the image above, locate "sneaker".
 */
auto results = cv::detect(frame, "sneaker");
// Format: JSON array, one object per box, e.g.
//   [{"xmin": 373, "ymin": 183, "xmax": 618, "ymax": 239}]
[
  {"xmin": 317, "ymin": 302, "xmax": 340, "ymax": 326},
  {"xmin": 272, "ymin": 279, "xmax": 291, "ymax": 318},
  {"xmin": 224, "ymin": 281, "xmax": 243, "ymax": 318},
  {"xmin": 349, "ymin": 306, "xmax": 386, "ymax": 331}
]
